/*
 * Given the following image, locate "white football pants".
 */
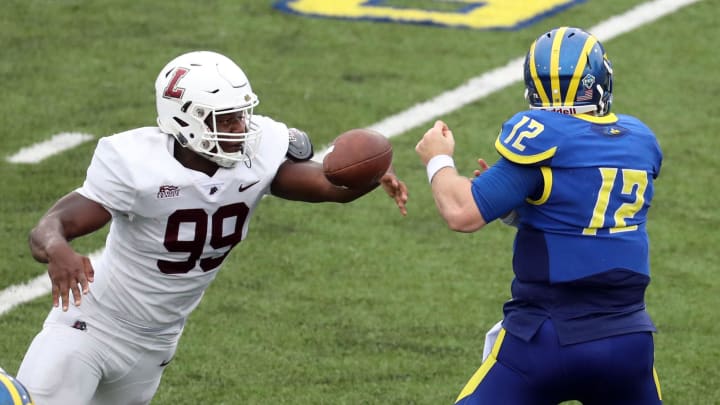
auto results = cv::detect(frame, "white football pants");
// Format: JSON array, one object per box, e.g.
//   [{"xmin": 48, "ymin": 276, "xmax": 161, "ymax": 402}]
[{"xmin": 17, "ymin": 305, "xmax": 179, "ymax": 405}]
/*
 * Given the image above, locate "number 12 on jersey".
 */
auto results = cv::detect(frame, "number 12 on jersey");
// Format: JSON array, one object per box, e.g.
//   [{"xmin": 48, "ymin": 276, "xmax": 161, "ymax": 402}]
[{"xmin": 583, "ymin": 167, "xmax": 648, "ymax": 235}]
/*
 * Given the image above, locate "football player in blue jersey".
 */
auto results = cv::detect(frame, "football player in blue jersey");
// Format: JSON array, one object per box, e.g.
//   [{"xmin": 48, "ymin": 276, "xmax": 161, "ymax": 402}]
[{"xmin": 416, "ymin": 27, "xmax": 663, "ymax": 404}]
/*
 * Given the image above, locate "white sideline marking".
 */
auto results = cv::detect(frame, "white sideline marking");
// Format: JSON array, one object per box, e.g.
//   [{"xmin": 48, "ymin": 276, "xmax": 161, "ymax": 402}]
[
  {"xmin": 360, "ymin": 0, "xmax": 701, "ymax": 145},
  {"xmin": 6, "ymin": 132, "xmax": 94, "ymax": 163},
  {"xmin": 0, "ymin": 275, "xmax": 51, "ymax": 315},
  {"xmin": 314, "ymin": 0, "xmax": 701, "ymax": 160},
  {"xmin": 0, "ymin": 0, "xmax": 700, "ymax": 315},
  {"xmin": 0, "ymin": 250, "xmax": 103, "ymax": 315}
]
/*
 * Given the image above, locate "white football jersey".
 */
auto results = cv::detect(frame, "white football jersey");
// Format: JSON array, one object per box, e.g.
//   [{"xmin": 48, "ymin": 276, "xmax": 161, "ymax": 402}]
[{"xmin": 76, "ymin": 115, "xmax": 289, "ymax": 327}]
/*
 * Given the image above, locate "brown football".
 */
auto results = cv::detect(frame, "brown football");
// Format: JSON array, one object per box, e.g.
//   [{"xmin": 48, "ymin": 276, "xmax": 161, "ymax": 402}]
[{"xmin": 323, "ymin": 128, "xmax": 393, "ymax": 188}]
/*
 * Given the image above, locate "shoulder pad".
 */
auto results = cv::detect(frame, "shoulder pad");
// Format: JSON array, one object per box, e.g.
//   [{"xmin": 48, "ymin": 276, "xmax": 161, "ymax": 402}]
[
  {"xmin": 494, "ymin": 111, "xmax": 559, "ymax": 166},
  {"xmin": 286, "ymin": 128, "xmax": 314, "ymax": 161}
]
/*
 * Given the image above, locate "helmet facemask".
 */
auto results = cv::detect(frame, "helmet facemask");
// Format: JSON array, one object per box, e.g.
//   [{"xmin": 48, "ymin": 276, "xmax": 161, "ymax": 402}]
[
  {"xmin": 155, "ymin": 51, "xmax": 262, "ymax": 168},
  {"xmin": 188, "ymin": 103, "xmax": 261, "ymax": 168}
]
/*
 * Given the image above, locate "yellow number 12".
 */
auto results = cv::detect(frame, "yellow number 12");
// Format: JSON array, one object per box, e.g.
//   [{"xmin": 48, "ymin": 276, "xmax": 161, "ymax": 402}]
[{"xmin": 583, "ymin": 168, "xmax": 648, "ymax": 235}]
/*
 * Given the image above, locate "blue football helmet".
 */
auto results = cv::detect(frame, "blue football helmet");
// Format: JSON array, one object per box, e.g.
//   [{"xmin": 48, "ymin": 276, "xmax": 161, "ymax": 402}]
[
  {"xmin": 0, "ymin": 368, "xmax": 33, "ymax": 405},
  {"xmin": 523, "ymin": 27, "xmax": 613, "ymax": 116}
]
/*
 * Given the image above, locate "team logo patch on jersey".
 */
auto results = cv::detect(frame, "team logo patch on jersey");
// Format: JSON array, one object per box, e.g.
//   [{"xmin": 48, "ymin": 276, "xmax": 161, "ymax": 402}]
[
  {"xmin": 592, "ymin": 124, "xmax": 627, "ymax": 137},
  {"xmin": 157, "ymin": 185, "xmax": 181, "ymax": 199},
  {"xmin": 607, "ymin": 127, "xmax": 626, "ymax": 136},
  {"xmin": 201, "ymin": 182, "xmax": 224, "ymax": 195},
  {"xmin": 72, "ymin": 320, "xmax": 87, "ymax": 331}
]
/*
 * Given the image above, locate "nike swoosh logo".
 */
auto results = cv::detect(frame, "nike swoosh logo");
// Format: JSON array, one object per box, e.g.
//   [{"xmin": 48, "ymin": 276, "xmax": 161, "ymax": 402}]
[
  {"xmin": 159, "ymin": 358, "xmax": 173, "ymax": 367},
  {"xmin": 238, "ymin": 181, "xmax": 260, "ymax": 192}
]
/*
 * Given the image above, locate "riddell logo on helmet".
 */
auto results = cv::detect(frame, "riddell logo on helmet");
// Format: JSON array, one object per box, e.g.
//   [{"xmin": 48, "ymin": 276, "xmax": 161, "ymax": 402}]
[{"xmin": 548, "ymin": 107, "xmax": 577, "ymax": 115}]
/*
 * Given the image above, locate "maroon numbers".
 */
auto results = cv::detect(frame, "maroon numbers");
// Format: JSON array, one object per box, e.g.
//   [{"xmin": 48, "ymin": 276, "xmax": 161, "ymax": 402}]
[{"xmin": 158, "ymin": 203, "xmax": 249, "ymax": 274}]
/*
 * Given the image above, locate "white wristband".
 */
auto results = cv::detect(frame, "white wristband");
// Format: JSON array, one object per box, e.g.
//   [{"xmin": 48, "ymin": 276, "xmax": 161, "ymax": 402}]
[{"xmin": 426, "ymin": 154, "xmax": 455, "ymax": 183}]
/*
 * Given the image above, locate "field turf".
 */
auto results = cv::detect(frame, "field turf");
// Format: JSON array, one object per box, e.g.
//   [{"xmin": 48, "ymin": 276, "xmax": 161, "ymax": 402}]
[{"xmin": 1, "ymin": 1, "xmax": 718, "ymax": 403}]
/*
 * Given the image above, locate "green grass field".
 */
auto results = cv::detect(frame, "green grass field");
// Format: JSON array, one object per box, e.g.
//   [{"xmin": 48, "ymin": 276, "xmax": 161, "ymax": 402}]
[{"xmin": 1, "ymin": 1, "xmax": 718, "ymax": 403}]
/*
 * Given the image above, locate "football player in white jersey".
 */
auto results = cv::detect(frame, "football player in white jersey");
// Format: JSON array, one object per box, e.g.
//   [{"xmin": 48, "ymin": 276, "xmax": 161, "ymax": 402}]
[{"xmin": 17, "ymin": 51, "xmax": 408, "ymax": 405}]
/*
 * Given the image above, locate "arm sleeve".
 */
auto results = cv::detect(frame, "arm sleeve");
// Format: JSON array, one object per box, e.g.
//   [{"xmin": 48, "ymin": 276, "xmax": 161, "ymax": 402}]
[
  {"xmin": 471, "ymin": 157, "xmax": 542, "ymax": 222},
  {"xmin": 75, "ymin": 137, "xmax": 136, "ymax": 213}
]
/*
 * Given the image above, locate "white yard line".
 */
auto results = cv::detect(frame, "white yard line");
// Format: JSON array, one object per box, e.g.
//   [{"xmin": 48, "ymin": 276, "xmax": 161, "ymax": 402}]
[
  {"xmin": 6, "ymin": 132, "xmax": 94, "ymax": 163},
  {"xmin": 313, "ymin": 0, "xmax": 701, "ymax": 161},
  {"xmin": 0, "ymin": 275, "xmax": 51, "ymax": 314},
  {"xmin": 0, "ymin": 0, "xmax": 700, "ymax": 316},
  {"xmin": 0, "ymin": 250, "xmax": 103, "ymax": 315}
]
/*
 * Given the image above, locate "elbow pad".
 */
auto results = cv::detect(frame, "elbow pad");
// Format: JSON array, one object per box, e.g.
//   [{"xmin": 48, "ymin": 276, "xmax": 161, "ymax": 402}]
[
  {"xmin": 500, "ymin": 210, "xmax": 520, "ymax": 227},
  {"xmin": 286, "ymin": 128, "xmax": 314, "ymax": 161}
]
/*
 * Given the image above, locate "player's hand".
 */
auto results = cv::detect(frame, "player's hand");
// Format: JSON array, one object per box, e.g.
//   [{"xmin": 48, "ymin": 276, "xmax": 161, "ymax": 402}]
[
  {"xmin": 45, "ymin": 243, "xmax": 93, "ymax": 311},
  {"xmin": 380, "ymin": 171, "xmax": 409, "ymax": 216},
  {"xmin": 472, "ymin": 158, "xmax": 489, "ymax": 178},
  {"xmin": 415, "ymin": 120, "xmax": 456, "ymax": 165}
]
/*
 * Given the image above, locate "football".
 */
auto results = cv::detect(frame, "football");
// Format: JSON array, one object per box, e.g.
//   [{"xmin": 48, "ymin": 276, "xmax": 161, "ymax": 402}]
[{"xmin": 323, "ymin": 128, "xmax": 393, "ymax": 188}]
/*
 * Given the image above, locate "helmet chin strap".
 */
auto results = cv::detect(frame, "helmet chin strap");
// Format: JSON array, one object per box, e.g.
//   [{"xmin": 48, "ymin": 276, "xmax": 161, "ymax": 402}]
[
  {"xmin": 204, "ymin": 150, "xmax": 240, "ymax": 168},
  {"xmin": 202, "ymin": 142, "xmax": 253, "ymax": 168}
]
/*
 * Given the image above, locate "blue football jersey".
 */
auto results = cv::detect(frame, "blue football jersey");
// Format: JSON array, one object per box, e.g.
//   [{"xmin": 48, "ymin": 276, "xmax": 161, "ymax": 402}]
[{"xmin": 493, "ymin": 110, "xmax": 663, "ymax": 344}]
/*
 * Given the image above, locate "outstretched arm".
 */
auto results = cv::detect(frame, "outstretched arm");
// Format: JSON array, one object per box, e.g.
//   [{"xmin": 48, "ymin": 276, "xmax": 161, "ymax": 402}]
[
  {"xmin": 29, "ymin": 192, "xmax": 112, "ymax": 310},
  {"xmin": 270, "ymin": 159, "xmax": 408, "ymax": 215},
  {"xmin": 415, "ymin": 120, "xmax": 485, "ymax": 232}
]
